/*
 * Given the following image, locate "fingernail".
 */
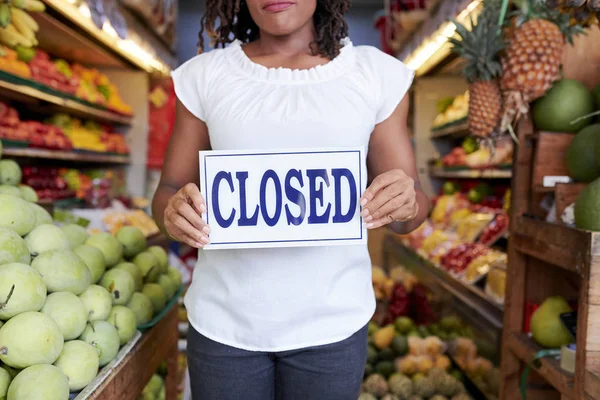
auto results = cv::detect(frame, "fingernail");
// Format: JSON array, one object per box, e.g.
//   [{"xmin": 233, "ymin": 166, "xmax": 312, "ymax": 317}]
[
  {"xmin": 360, "ymin": 198, "xmax": 367, "ymax": 206},
  {"xmin": 361, "ymin": 209, "xmax": 370, "ymax": 217},
  {"xmin": 366, "ymin": 223, "xmax": 374, "ymax": 228},
  {"xmin": 195, "ymin": 242, "xmax": 204, "ymax": 248},
  {"xmin": 200, "ymin": 236, "xmax": 210, "ymax": 244},
  {"xmin": 200, "ymin": 205, "xmax": 207, "ymax": 213},
  {"xmin": 202, "ymin": 226, "xmax": 211, "ymax": 234},
  {"xmin": 364, "ymin": 215, "xmax": 373, "ymax": 222}
]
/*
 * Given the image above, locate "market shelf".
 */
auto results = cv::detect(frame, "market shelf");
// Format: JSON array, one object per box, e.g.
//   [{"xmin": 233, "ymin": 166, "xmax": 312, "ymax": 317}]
[
  {"xmin": 512, "ymin": 216, "xmax": 594, "ymax": 277},
  {"xmin": 429, "ymin": 165, "xmax": 513, "ymax": 179},
  {"xmin": 2, "ymin": 147, "xmax": 130, "ymax": 164},
  {"xmin": 506, "ymin": 332, "xmax": 575, "ymax": 399},
  {"xmin": 0, "ymin": 76, "xmax": 133, "ymax": 125},
  {"xmin": 586, "ymin": 370, "xmax": 600, "ymax": 398},
  {"xmin": 383, "ymin": 233, "xmax": 504, "ymax": 330},
  {"xmin": 430, "ymin": 122, "xmax": 469, "ymax": 139}
]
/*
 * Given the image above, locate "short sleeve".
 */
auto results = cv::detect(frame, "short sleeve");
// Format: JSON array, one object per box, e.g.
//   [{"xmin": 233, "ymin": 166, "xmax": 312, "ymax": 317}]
[
  {"xmin": 370, "ymin": 50, "xmax": 415, "ymax": 124},
  {"xmin": 171, "ymin": 53, "xmax": 213, "ymax": 121}
]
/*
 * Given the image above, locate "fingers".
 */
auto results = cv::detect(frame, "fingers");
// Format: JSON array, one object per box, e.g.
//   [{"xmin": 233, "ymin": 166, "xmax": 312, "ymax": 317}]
[
  {"xmin": 361, "ymin": 170, "xmax": 401, "ymax": 206},
  {"xmin": 361, "ymin": 181, "xmax": 404, "ymax": 221},
  {"xmin": 181, "ymin": 183, "xmax": 207, "ymax": 215},
  {"xmin": 172, "ymin": 197, "xmax": 209, "ymax": 234},
  {"xmin": 367, "ymin": 199, "xmax": 418, "ymax": 229},
  {"xmin": 368, "ymin": 189, "xmax": 414, "ymax": 222},
  {"xmin": 165, "ymin": 211, "xmax": 210, "ymax": 248}
]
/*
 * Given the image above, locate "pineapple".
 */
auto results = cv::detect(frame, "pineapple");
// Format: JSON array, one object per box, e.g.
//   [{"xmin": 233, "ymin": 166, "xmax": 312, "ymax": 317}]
[
  {"xmin": 449, "ymin": 3, "xmax": 504, "ymax": 137},
  {"xmin": 500, "ymin": 0, "xmax": 585, "ymax": 129}
]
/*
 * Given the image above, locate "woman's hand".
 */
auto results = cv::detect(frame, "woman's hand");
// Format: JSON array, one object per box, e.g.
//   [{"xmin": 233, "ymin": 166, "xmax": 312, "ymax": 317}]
[
  {"xmin": 360, "ymin": 169, "xmax": 418, "ymax": 230},
  {"xmin": 164, "ymin": 183, "xmax": 211, "ymax": 248}
]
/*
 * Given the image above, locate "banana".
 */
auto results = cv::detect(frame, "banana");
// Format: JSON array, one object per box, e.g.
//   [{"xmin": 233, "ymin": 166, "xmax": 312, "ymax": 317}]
[
  {"xmin": 12, "ymin": 8, "xmax": 38, "ymax": 33},
  {"xmin": 23, "ymin": 0, "xmax": 45, "ymax": 12},
  {"xmin": 0, "ymin": 25, "xmax": 22, "ymax": 47},
  {"xmin": 0, "ymin": 4, "xmax": 11, "ymax": 28},
  {"xmin": 10, "ymin": 0, "xmax": 27, "ymax": 9},
  {"xmin": 11, "ymin": 9, "xmax": 35, "ymax": 42},
  {"xmin": 5, "ymin": 23, "xmax": 32, "ymax": 47}
]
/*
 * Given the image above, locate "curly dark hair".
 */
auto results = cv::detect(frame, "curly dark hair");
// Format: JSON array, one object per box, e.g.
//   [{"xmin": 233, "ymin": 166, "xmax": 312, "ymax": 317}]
[{"xmin": 198, "ymin": 0, "xmax": 351, "ymax": 59}]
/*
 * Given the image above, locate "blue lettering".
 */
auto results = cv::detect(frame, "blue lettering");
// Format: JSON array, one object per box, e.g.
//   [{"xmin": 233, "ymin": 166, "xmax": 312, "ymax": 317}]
[
  {"xmin": 332, "ymin": 168, "xmax": 357, "ymax": 223},
  {"xmin": 284, "ymin": 169, "xmax": 306, "ymax": 226},
  {"xmin": 306, "ymin": 169, "xmax": 331, "ymax": 224},
  {"xmin": 236, "ymin": 171, "xmax": 259, "ymax": 226},
  {"xmin": 212, "ymin": 171, "xmax": 236, "ymax": 228},
  {"xmin": 259, "ymin": 170, "xmax": 282, "ymax": 227}
]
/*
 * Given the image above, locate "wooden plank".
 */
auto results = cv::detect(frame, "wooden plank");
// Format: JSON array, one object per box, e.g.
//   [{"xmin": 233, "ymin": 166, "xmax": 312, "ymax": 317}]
[
  {"xmin": 585, "ymin": 370, "xmax": 600, "ymax": 399},
  {"xmin": 555, "ymin": 183, "xmax": 587, "ymax": 220},
  {"xmin": 532, "ymin": 132, "xmax": 573, "ymax": 192},
  {"xmin": 428, "ymin": 165, "xmax": 512, "ymax": 179},
  {"xmin": 507, "ymin": 332, "xmax": 576, "ymax": 399},
  {"xmin": 512, "ymin": 217, "xmax": 592, "ymax": 277},
  {"xmin": 501, "ymin": 114, "xmax": 535, "ymax": 400},
  {"xmin": 89, "ymin": 305, "xmax": 179, "ymax": 400},
  {"xmin": 430, "ymin": 121, "xmax": 469, "ymax": 139},
  {"xmin": 2, "ymin": 147, "xmax": 130, "ymax": 164}
]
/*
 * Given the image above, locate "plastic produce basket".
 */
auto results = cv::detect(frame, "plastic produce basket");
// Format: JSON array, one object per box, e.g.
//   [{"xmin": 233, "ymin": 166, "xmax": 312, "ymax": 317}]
[{"xmin": 137, "ymin": 285, "xmax": 185, "ymax": 332}]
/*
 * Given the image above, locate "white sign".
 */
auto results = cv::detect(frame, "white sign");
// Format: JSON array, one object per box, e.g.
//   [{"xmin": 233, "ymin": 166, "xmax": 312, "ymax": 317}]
[{"xmin": 199, "ymin": 148, "xmax": 367, "ymax": 250}]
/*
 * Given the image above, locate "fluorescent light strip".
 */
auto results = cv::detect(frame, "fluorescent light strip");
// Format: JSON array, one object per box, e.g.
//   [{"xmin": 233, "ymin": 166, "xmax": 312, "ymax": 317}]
[{"xmin": 403, "ymin": 0, "xmax": 482, "ymax": 75}]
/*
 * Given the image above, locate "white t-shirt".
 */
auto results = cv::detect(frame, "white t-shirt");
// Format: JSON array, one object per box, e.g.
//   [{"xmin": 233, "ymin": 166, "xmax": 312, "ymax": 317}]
[{"xmin": 172, "ymin": 38, "xmax": 414, "ymax": 352}]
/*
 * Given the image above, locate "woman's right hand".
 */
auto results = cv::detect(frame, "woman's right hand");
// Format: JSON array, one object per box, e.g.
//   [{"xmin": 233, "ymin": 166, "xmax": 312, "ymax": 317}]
[{"xmin": 164, "ymin": 183, "xmax": 211, "ymax": 248}]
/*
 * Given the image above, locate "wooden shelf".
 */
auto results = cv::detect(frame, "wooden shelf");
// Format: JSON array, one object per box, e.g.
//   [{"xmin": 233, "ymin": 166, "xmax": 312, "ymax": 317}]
[
  {"xmin": 506, "ymin": 332, "xmax": 575, "ymax": 399},
  {"xmin": 429, "ymin": 165, "xmax": 512, "ymax": 179},
  {"xmin": 511, "ymin": 216, "xmax": 595, "ymax": 277},
  {"xmin": 430, "ymin": 122, "xmax": 469, "ymax": 139},
  {"xmin": 586, "ymin": 370, "xmax": 600, "ymax": 399},
  {"xmin": 3, "ymin": 147, "xmax": 130, "ymax": 164},
  {"xmin": 87, "ymin": 304, "xmax": 179, "ymax": 400},
  {"xmin": 0, "ymin": 77, "xmax": 133, "ymax": 125}
]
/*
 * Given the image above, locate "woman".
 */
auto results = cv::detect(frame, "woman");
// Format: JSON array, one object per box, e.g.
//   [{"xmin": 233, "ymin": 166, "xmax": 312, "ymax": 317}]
[{"xmin": 153, "ymin": 0, "xmax": 429, "ymax": 398}]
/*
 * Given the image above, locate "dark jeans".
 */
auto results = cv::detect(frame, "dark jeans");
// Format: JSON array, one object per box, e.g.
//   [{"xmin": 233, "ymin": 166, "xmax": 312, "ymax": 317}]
[{"xmin": 187, "ymin": 325, "xmax": 368, "ymax": 400}]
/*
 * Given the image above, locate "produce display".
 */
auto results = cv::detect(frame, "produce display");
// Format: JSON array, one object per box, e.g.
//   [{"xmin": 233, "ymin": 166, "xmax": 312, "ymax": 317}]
[
  {"xmin": 432, "ymin": 92, "xmax": 468, "ymax": 130},
  {"xmin": 0, "ymin": 0, "xmax": 44, "ymax": 61},
  {"xmin": 439, "ymin": 137, "xmax": 513, "ymax": 169},
  {"xmin": 0, "ymin": 150, "xmax": 181, "ymax": 400}
]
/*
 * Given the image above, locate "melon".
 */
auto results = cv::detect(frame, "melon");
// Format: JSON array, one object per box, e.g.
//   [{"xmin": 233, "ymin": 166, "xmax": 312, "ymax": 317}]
[
  {"xmin": 0, "ymin": 186, "xmax": 20, "ymax": 198},
  {"xmin": 575, "ymin": 177, "xmax": 600, "ymax": 231},
  {"xmin": 0, "ymin": 311, "xmax": 63, "ymax": 368},
  {"xmin": 167, "ymin": 266, "xmax": 182, "ymax": 288},
  {"xmin": 158, "ymin": 274, "xmax": 176, "ymax": 300},
  {"xmin": 0, "ymin": 366, "xmax": 10, "ymax": 400},
  {"xmin": 0, "ymin": 160, "xmax": 21, "ymax": 186},
  {"xmin": 100, "ymin": 268, "xmax": 135, "ymax": 305},
  {"xmin": 40, "ymin": 292, "xmax": 87, "ymax": 340},
  {"xmin": 530, "ymin": 296, "xmax": 573, "ymax": 348},
  {"xmin": 116, "ymin": 226, "xmax": 147, "ymax": 258},
  {"xmin": 18, "ymin": 185, "xmax": 37, "ymax": 203},
  {"xmin": 115, "ymin": 262, "xmax": 143, "ymax": 291},
  {"xmin": 533, "ymin": 79, "xmax": 596, "ymax": 133},
  {"xmin": 0, "ymin": 263, "xmax": 46, "ymax": 320},
  {"xmin": 74, "ymin": 244, "xmax": 106, "ymax": 284},
  {"xmin": 107, "ymin": 305, "xmax": 137, "ymax": 345},
  {"xmin": 80, "ymin": 321, "xmax": 120, "ymax": 367},
  {"xmin": 142, "ymin": 284, "xmax": 166, "ymax": 314},
  {"xmin": 86, "ymin": 232, "xmax": 123, "ymax": 267},
  {"xmin": 0, "ymin": 228, "xmax": 30, "ymax": 266},
  {"xmin": 133, "ymin": 251, "xmax": 160, "ymax": 283},
  {"xmin": 31, "ymin": 250, "xmax": 91, "ymax": 295},
  {"xmin": 126, "ymin": 292, "xmax": 153, "ymax": 326},
  {"xmin": 25, "ymin": 224, "xmax": 71, "ymax": 256},
  {"xmin": 566, "ymin": 124, "xmax": 600, "ymax": 182},
  {"xmin": 0, "ymin": 194, "xmax": 36, "ymax": 236},
  {"xmin": 79, "ymin": 285, "xmax": 112, "ymax": 321},
  {"xmin": 29, "ymin": 203, "xmax": 52, "ymax": 226},
  {"xmin": 148, "ymin": 246, "xmax": 168, "ymax": 274},
  {"xmin": 6, "ymin": 365, "xmax": 69, "ymax": 400},
  {"xmin": 61, "ymin": 224, "xmax": 89, "ymax": 248},
  {"xmin": 53, "ymin": 340, "xmax": 99, "ymax": 391}
]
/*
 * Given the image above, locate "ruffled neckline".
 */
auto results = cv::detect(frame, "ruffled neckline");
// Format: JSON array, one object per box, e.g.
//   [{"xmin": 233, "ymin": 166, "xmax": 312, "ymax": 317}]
[{"xmin": 226, "ymin": 38, "xmax": 355, "ymax": 83}]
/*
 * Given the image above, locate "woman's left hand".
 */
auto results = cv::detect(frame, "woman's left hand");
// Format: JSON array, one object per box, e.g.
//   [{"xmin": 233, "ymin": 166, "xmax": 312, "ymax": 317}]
[{"xmin": 360, "ymin": 169, "xmax": 418, "ymax": 229}]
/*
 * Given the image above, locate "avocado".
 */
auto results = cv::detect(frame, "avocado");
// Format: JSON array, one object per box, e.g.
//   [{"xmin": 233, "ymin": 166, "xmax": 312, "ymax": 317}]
[
  {"xmin": 378, "ymin": 347, "xmax": 395, "ymax": 361},
  {"xmin": 392, "ymin": 336, "xmax": 408, "ymax": 356},
  {"xmin": 374, "ymin": 360, "xmax": 396, "ymax": 378},
  {"xmin": 367, "ymin": 344, "xmax": 378, "ymax": 364}
]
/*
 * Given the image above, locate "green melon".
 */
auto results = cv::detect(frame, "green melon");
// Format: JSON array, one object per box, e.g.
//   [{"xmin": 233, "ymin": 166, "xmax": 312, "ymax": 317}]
[
  {"xmin": 86, "ymin": 232, "xmax": 123, "ymax": 267},
  {"xmin": 29, "ymin": 203, "xmax": 52, "ymax": 226},
  {"xmin": 115, "ymin": 262, "xmax": 143, "ymax": 291},
  {"xmin": 0, "ymin": 366, "xmax": 10, "ymax": 400},
  {"xmin": 31, "ymin": 250, "xmax": 91, "ymax": 295},
  {"xmin": 533, "ymin": 79, "xmax": 596, "ymax": 133},
  {"xmin": 0, "ymin": 161, "xmax": 21, "ymax": 186},
  {"xmin": 61, "ymin": 224, "xmax": 89, "ymax": 248},
  {"xmin": 126, "ymin": 292, "xmax": 153, "ymax": 326},
  {"xmin": 142, "ymin": 284, "xmax": 166, "ymax": 314},
  {"xmin": 0, "ymin": 263, "xmax": 46, "ymax": 320},
  {"xmin": 6, "ymin": 364, "xmax": 69, "ymax": 400},
  {"xmin": 566, "ymin": 124, "xmax": 600, "ymax": 182},
  {"xmin": 147, "ymin": 246, "xmax": 168, "ymax": 274},
  {"xmin": 18, "ymin": 185, "xmax": 37, "ymax": 203},
  {"xmin": 74, "ymin": 244, "xmax": 106, "ymax": 284},
  {"xmin": 157, "ymin": 274, "xmax": 176, "ymax": 300},
  {"xmin": 575, "ymin": 177, "xmax": 600, "ymax": 231},
  {"xmin": 80, "ymin": 321, "xmax": 120, "ymax": 367},
  {"xmin": 25, "ymin": 224, "xmax": 71, "ymax": 256},
  {"xmin": 79, "ymin": 285, "xmax": 112, "ymax": 321},
  {"xmin": 0, "ymin": 186, "xmax": 20, "ymax": 198},
  {"xmin": 133, "ymin": 251, "xmax": 160, "ymax": 283},
  {"xmin": 0, "ymin": 194, "xmax": 36, "ymax": 236},
  {"xmin": 167, "ymin": 266, "xmax": 182, "ymax": 288},
  {"xmin": 100, "ymin": 268, "xmax": 135, "ymax": 305},
  {"xmin": 40, "ymin": 292, "xmax": 87, "ymax": 340},
  {"xmin": 107, "ymin": 305, "xmax": 137, "ymax": 345},
  {"xmin": 116, "ymin": 226, "xmax": 147, "ymax": 258},
  {"xmin": 0, "ymin": 311, "xmax": 64, "ymax": 368},
  {"xmin": 0, "ymin": 228, "xmax": 30, "ymax": 266},
  {"xmin": 53, "ymin": 340, "xmax": 99, "ymax": 391}
]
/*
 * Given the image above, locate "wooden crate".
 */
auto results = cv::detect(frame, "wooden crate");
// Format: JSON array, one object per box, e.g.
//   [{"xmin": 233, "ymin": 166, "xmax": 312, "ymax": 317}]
[{"xmin": 500, "ymin": 116, "xmax": 600, "ymax": 400}]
